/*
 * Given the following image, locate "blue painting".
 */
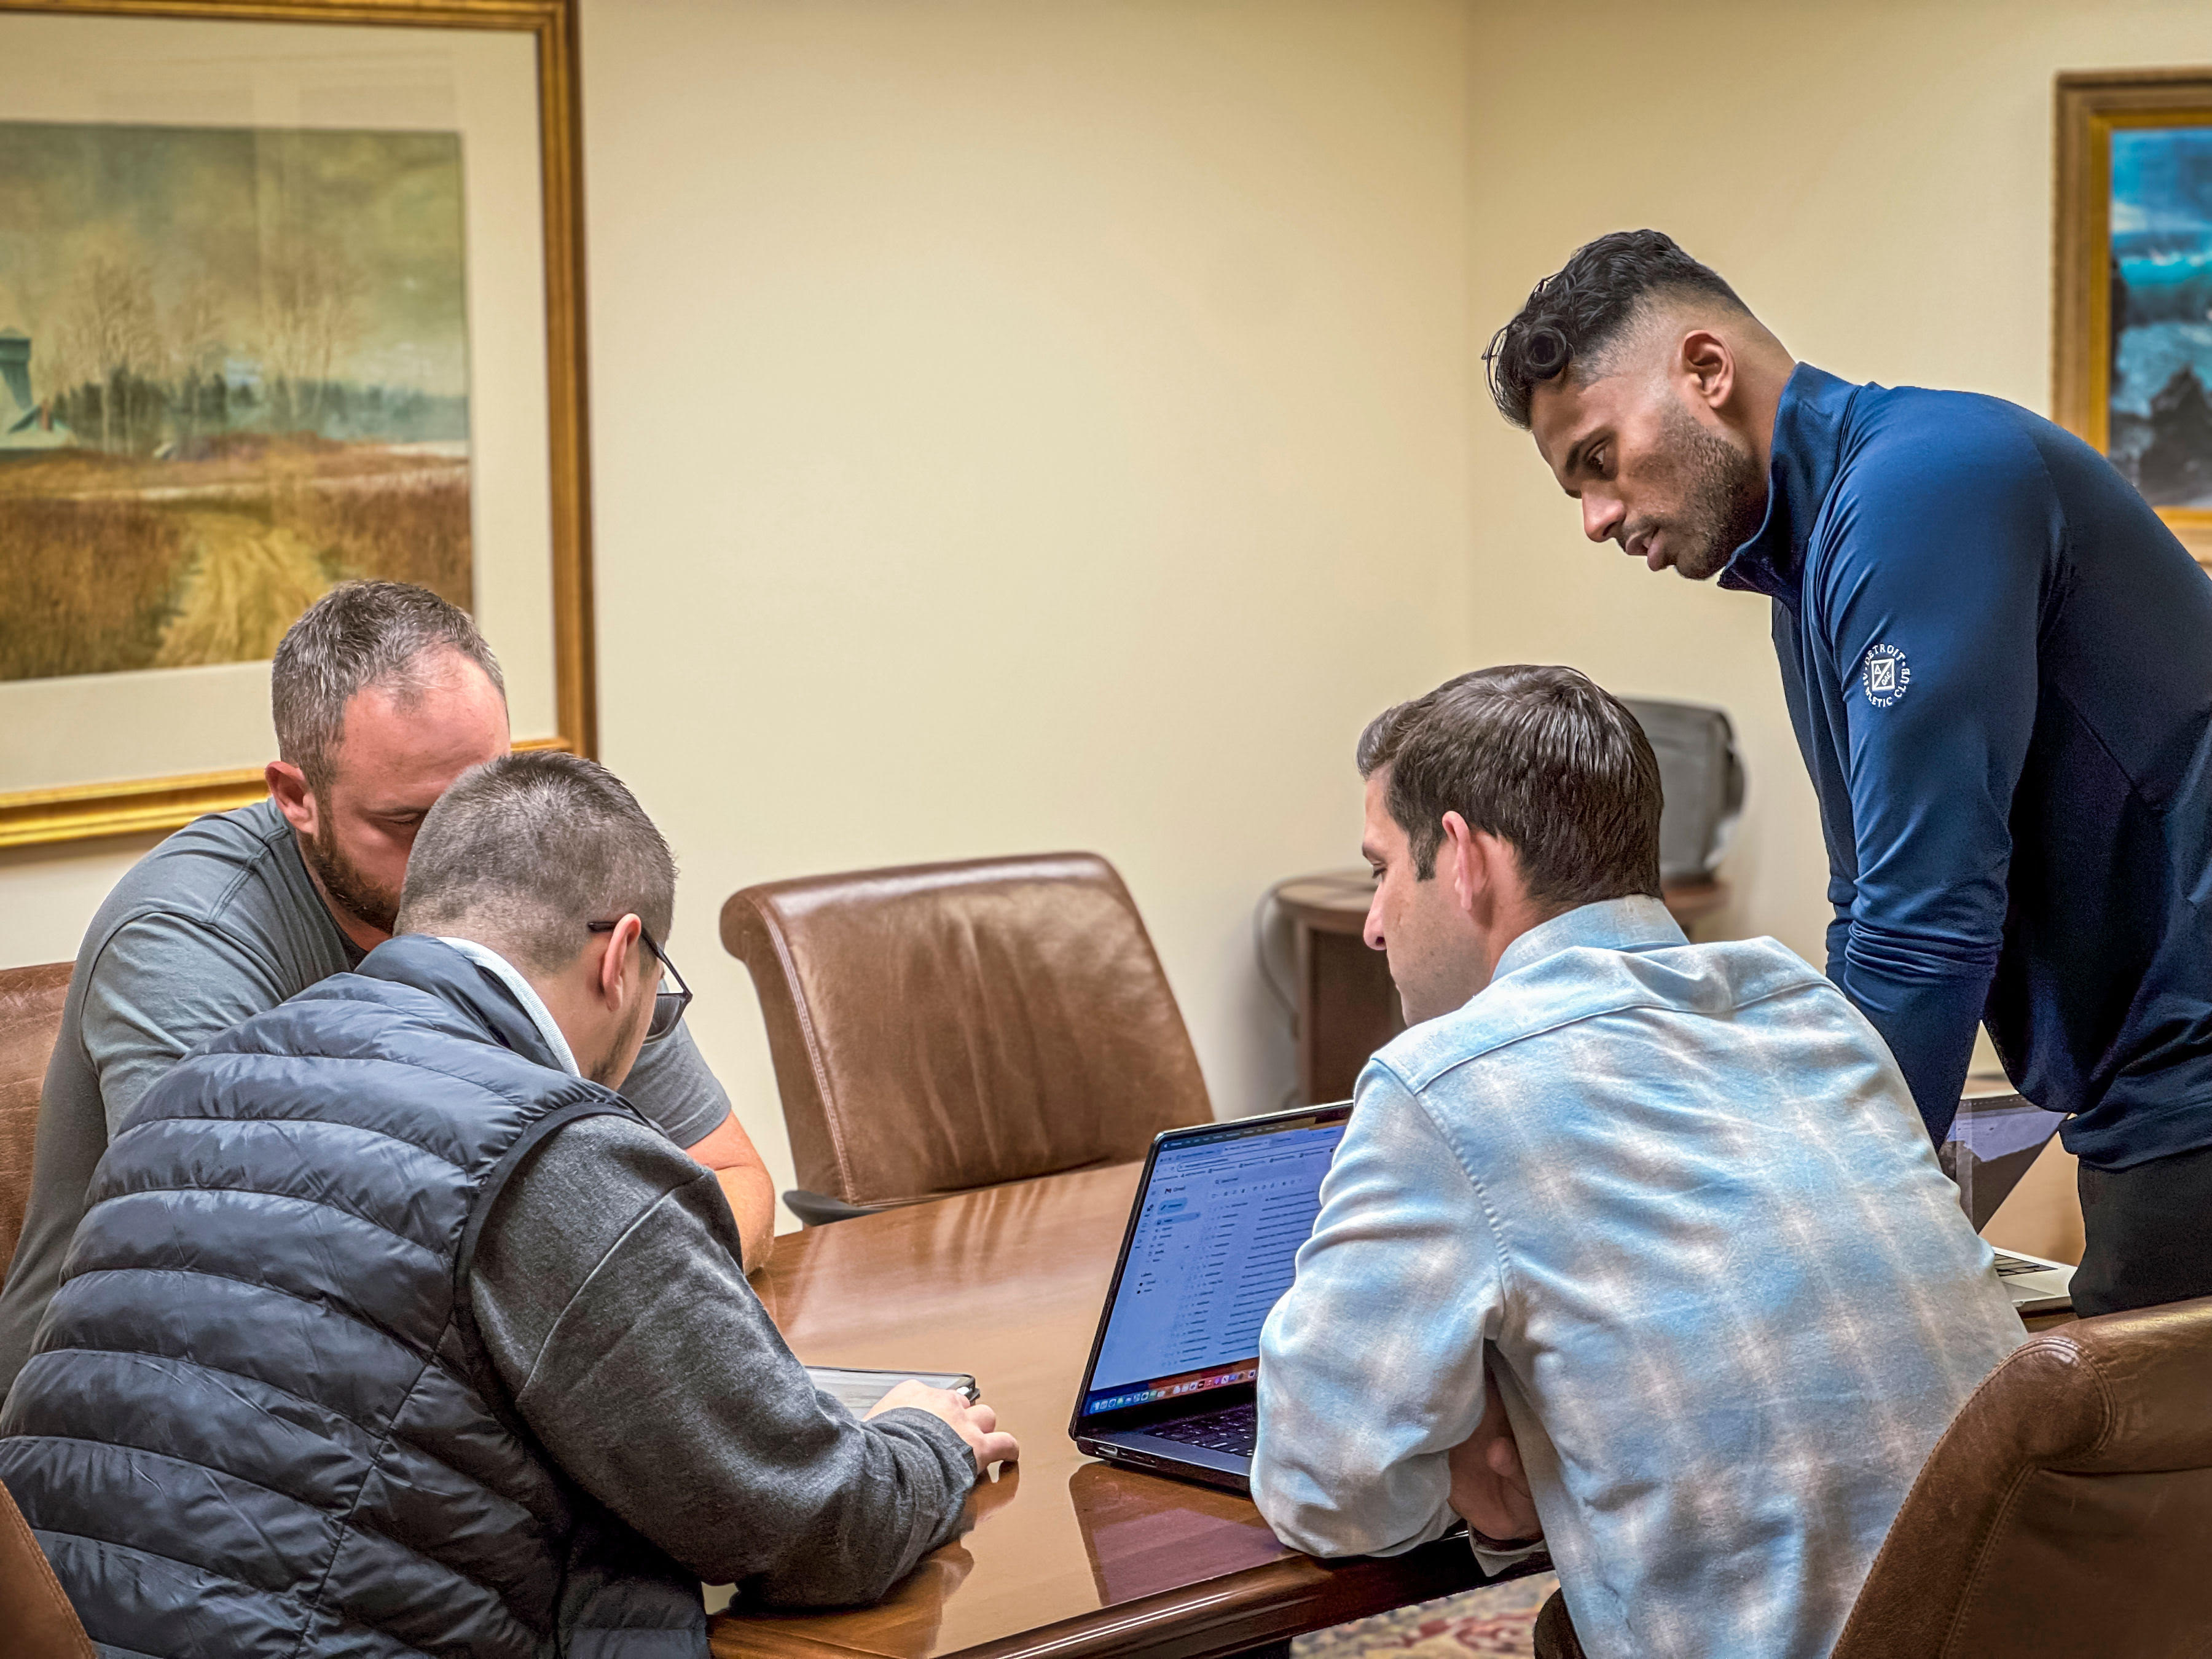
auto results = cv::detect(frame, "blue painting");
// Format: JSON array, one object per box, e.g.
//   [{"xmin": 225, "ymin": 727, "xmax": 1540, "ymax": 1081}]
[{"xmin": 2109, "ymin": 125, "xmax": 2212, "ymax": 508}]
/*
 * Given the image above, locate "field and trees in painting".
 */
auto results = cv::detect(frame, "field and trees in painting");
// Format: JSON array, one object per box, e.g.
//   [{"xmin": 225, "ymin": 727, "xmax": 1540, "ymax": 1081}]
[{"xmin": 0, "ymin": 122, "xmax": 471, "ymax": 684}]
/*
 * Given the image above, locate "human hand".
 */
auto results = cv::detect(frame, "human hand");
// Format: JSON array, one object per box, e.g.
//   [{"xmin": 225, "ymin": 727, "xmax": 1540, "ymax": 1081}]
[
  {"xmin": 867, "ymin": 1379, "xmax": 1021, "ymax": 1474},
  {"xmin": 1446, "ymin": 1371, "xmax": 1541, "ymax": 1545}
]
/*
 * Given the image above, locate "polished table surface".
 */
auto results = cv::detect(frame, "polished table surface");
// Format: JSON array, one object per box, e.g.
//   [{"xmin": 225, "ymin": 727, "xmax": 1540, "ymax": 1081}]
[{"xmin": 708, "ymin": 1163, "xmax": 1492, "ymax": 1659}]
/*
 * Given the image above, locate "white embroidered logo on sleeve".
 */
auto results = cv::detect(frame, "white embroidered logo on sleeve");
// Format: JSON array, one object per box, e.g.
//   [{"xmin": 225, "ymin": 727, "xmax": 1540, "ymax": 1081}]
[{"xmin": 1862, "ymin": 643, "xmax": 1910, "ymax": 708}]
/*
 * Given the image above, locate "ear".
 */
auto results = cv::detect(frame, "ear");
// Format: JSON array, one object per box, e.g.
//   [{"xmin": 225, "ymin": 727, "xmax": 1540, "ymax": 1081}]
[
  {"xmin": 1440, "ymin": 812, "xmax": 1484, "ymax": 916},
  {"xmin": 266, "ymin": 760, "xmax": 319, "ymax": 838},
  {"xmin": 594, "ymin": 913, "xmax": 643, "ymax": 1010},
  {"xmin": 1676, "ymin": 328, "xmax": 1736, "ymax": 413}
]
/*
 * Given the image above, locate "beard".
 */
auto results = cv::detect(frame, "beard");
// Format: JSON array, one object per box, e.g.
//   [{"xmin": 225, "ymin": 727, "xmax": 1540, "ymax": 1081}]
[
  {"xmin": 300, "ymin": 822, "xmax": 403, "ymax": 937},
  {"xmin": 1649, "ymin": 398, "xmax": 1768, "ymax": 581}
]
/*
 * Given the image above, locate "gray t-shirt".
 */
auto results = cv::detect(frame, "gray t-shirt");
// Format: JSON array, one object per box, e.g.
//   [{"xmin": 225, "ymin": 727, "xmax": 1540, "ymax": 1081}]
[
  {"xmin": 473, "ymin": 1113, "xmax": 976, "ymax": 1606},
  {"xmin": 0, "ymin": 799, "xmax": 731, "ymax": 1399}
]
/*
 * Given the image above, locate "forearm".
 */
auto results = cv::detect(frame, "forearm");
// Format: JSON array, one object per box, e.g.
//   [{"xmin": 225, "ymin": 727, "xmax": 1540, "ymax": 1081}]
[
  {"xmin": 532, "ymin": 1213, "xmax": 973, "ymax": 1601},
  {"xmin": 715, "ymin": 1161, "xmax": 777, "ymax": 1274},
  {"xmin": 1837, "ymin": 944, "xmax": 1989, "ymax": 1144},
  {"xmin": 1253, "ymin": 1072, "xmax": 1497, "ymax": 1558},
  {"xmin": 473, "ymin": 1122, "xmax": 975, "ymax": 1606},
  {"xmin": 680, "ymin": 1108, "xmax": 779, "ymax": 1273},
  {"xmin": 729, "ymin": 1407, "xmax": 976, "ymax": 1606}
]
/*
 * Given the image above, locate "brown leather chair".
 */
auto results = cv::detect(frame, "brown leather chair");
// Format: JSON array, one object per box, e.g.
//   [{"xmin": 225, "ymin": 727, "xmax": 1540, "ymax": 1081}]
[
  {"xmin": 721, "ymin": 853, "xmax": 1212, "ymax": 1223},
  {"xmin": 1534, "ymin": 1295, "xmax": 2212, "ymax": 1659},
  {"xmin": 1832, "ymin": 1294, "xmax": 2212, "ymax": 1658},
  {"xmin": 0, "ymin": 1473, "xmax": 93, "ymax": 1658},
  {"xmin": 0, "ymin": 963, "xmax": 71, "ymax": 1275}
]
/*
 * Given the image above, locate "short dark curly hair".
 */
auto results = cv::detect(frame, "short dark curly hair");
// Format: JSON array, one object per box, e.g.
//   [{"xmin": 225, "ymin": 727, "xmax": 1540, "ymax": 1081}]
[{"xmin": 1483, "ymin": 230, "xmax": 1747, "ymax": 428}]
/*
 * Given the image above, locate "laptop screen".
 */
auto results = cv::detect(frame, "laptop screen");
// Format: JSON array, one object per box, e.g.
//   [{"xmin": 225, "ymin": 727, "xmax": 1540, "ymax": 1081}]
[{"xmin": 1075, "ymin": 1105, "xmax": 1349, "ymax": 1421}]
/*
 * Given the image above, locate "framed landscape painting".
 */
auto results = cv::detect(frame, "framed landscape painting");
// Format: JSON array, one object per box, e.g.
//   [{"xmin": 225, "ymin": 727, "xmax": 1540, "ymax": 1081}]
[
  {"xmin": 2055, "ymin": 69, "xmax": 2212, "ymax": 568},
  {"xmin": 0, "ymin": 0, "xmax": 592, "ymax": 849}
]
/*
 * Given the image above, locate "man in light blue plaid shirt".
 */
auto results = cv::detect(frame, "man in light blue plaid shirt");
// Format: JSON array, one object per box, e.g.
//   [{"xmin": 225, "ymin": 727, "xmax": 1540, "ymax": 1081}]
[{"xmin": 1252, "ymin": 666, "xmax": 2025, "ymax": 1659}]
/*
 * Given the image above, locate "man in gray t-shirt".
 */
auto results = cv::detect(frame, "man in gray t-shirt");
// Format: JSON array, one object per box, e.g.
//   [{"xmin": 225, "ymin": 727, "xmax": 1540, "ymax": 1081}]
[{"xmin": 0, "ymin": 582, "xmax": 775, "ymax": 1398}]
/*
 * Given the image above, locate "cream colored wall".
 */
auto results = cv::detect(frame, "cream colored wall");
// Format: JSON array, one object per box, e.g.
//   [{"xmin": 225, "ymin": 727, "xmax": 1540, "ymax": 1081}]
[
  {"xmin": 0, "ymin": 836, "xmax": 160, "ymax": 972},
  {"xmin": 581, "ymin": 0, "xmax": 1477, "ymax": 1218},
  {"xmin": 1465, "ymin": 0, "xmax": 2212, "ymax": 974}
]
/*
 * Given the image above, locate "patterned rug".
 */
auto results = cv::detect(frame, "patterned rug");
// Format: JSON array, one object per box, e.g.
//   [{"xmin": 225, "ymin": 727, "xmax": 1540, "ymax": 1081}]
[{"xmin": 1292, "ymin": 1574, "xmax": 1558, "ymax": 1659}]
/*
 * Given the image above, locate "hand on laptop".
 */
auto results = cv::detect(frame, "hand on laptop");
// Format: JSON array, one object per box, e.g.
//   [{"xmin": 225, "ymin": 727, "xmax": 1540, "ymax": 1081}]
[
  {"xmin": 1447, "ymin": 1372, "xmax": 1542, "ymax": 1547},
  {"xmin": 869, "ymin": 1379, "xmax": 1021, "ymax": 1474}
]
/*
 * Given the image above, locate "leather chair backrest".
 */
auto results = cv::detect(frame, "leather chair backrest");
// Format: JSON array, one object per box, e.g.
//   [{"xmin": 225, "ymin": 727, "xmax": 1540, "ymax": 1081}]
[
  {"xmin": 0, "ymin": 1471, "xmax": 93, "ymax": 1658},
  {"xmin": 0, "ymin": 963, "xmax": 70, "ymax": 1275},
  {"xmin": 1833, "ymin": 1295, "xmax": 2212, "ymax": 1659},
  {"xmin": 721, "ymin": 852, "xmax": 1212, "ymax": 1207}
]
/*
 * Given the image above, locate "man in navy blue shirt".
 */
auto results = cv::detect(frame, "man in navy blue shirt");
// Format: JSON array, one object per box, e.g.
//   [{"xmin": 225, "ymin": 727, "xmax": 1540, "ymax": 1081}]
[{"xmin": 1484, "ymin": 229, "xmax": 2212, "ymax": 1317}]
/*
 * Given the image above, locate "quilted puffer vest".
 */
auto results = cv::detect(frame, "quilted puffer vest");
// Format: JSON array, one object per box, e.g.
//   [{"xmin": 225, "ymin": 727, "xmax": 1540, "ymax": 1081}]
[{"xmin": 0, "ymin": 933, "xmax": 707, "ymax": 1658}]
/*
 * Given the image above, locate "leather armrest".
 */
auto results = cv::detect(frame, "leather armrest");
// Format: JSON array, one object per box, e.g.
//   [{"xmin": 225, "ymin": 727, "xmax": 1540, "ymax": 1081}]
[{"xmin": 783, "ymin": 1188, "xmax": 888, "ymax": 1228}]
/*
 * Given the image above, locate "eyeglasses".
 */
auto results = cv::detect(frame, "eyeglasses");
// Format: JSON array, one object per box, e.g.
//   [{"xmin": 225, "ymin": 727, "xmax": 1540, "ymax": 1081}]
[{"xmin": 587, "ymin": 919, "xmax": 694, "ymax": 1041}]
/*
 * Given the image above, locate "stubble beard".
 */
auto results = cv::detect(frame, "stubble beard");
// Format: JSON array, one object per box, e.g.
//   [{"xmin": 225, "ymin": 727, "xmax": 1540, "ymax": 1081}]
[
  {"xmin": 1657, "ymin": 401, "xmax": 1768, "ymax": 581},
  {"xmin": 302, "ymin": 821, "xmax": 403, "ymax": 938}
]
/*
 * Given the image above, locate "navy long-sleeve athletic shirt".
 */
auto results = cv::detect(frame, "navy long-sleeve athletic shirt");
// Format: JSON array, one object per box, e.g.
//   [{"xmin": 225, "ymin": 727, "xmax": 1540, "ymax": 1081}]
[{"xmin": 1720, "ymin": 364, "xmax": 2212, "ymax": 1168}]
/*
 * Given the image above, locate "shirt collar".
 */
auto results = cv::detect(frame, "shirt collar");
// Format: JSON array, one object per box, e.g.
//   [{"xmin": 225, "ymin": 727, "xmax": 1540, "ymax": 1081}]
[
  {"xmin": 1491, "ymin": 895, "xmax": 1686, "ymax": 982},
  {"xmin": 1717, "ymin": 360, "xmax": 1861, "ymax": 606},
  {"xmin": 436, "ymin": 936, "xmax": 581, "ymax": 1078}
]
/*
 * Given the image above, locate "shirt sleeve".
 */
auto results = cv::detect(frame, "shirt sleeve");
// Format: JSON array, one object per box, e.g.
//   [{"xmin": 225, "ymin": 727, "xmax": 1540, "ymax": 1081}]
[
  {"xmin": 618, "ymin": 1021, "xmax": 735, "ymax": 1150},
  {"xmin": 469, "ymin": 1113, "xmax": 978, "ymax": 1608},
  {"xmin": 1252, "ymin": 1064, "xmax": 1504, "ymax": 1559},
  {"xmin": 1811, "ymin": 436, "xmax": 2052, "ymax": 1143},
  {"xmin": 78, "ymin": 912, "xmax": 296, "ymax": 1137}
]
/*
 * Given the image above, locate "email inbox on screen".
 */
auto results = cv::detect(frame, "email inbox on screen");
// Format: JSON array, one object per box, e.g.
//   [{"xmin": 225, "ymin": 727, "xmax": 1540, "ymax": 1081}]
[{"xmin": 1091, "ymin": 1125, "xmax": 1343, "ymax": 1393}]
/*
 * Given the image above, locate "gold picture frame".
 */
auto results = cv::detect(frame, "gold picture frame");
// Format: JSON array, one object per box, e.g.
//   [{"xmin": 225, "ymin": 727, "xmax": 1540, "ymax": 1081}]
[
  {"xmin": 0, "ymin": 0, "xmax": 594, "ymax": 850},
  {"xmin": 2054, "ymin": 69, "xmax": 2212, "ymax": 570}
]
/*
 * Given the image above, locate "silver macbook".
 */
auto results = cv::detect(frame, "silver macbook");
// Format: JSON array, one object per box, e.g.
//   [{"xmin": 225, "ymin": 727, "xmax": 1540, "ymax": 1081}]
[
  {"xmin": 1947, "ymin": 1086, "xmax": 2076, "ymax": 1316},
  {"xmin": 1068, "ymin": 1102, "xmax": 1351, "ymax": 1493}
]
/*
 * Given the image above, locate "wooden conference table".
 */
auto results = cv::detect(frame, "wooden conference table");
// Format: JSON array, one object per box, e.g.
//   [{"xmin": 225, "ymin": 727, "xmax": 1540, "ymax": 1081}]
[{"xmin": 708, "ymin": 1163, "xmax": 1504, "ymax": 1659}]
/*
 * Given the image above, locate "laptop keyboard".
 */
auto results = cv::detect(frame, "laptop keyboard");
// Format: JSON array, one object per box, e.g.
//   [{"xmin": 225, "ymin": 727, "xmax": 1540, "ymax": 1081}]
[
  {"xmin": 1992, "ymin": 1251, "xmax": 2060, "ymax": 1278},
  {"xmin": 1148, "ymin": 1401, "xmax": 1258, "ymax": 1457}
]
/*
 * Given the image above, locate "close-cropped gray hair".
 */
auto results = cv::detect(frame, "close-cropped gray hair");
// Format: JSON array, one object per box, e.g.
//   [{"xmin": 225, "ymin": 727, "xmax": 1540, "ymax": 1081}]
[
  {"xmin": 272, "ymin": 581, "xmax": 505, "ymax": 790},
  {"xmin": 395, "ymin": 752, "xmax": 676, "ymax": 975},
  {"xmin": 1357, "ymin": 665, "xmax": 1661, "ymax": 909}
]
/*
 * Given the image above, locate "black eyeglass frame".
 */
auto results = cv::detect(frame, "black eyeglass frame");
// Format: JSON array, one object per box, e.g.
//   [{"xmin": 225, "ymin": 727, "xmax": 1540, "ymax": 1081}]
[{"xmin": 587, "ymin": 919, "xmax": 694, "ymax": 1041}]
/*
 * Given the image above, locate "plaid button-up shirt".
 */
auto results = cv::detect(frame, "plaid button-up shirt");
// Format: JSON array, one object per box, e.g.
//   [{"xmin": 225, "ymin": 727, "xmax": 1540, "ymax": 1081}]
[{"xmin": 1252, "ymin": 897, "xmax": 2025, "ymax": 1659}]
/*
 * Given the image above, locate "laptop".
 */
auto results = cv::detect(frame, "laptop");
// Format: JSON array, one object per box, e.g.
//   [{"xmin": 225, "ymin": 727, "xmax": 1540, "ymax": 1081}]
[
  {"xmin": 1067, "ymin": 1101, "xmax": 1351, "ymax": 1493},
  {"xmin": 1945, "ymin": 1086, "xmax": 2076, "ymax": 1317}
]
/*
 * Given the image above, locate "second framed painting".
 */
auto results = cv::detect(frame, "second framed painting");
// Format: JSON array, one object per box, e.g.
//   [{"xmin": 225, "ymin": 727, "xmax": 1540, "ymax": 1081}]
[
  {"xmin": 2057, "ymin": 69, "xmax": 2212, "ymax": 568},
  {"xmin": 0, "ymin": 0, "xmax": 592, "ymax": 850}
]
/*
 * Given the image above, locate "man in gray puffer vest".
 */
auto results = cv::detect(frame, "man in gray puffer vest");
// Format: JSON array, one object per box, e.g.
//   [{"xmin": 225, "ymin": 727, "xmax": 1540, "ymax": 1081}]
[{"xmin": 0, "ymin": 752, "xmax": 1014, "ymax": 1657}]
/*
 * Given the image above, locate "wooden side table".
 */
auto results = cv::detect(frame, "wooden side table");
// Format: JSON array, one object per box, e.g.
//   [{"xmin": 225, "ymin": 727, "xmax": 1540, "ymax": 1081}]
[{"xmin": 1273, "ymin": 871, "xmax": 1728, "ymax": 1105}]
